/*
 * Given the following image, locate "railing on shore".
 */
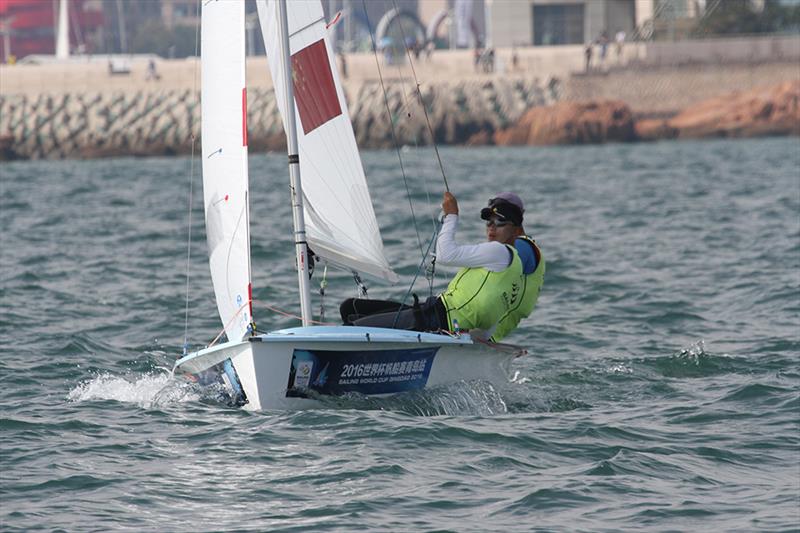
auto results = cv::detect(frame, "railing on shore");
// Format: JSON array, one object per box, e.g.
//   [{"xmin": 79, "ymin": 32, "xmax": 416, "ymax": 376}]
[{"xmin": 2, "ymin": 35, "xmax": 797, "ymax": 97}]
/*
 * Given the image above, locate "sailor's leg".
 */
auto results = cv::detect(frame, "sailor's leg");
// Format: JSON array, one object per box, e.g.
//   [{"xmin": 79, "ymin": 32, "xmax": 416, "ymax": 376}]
[
  {"xmin": 416, "ymin": 296, "xmax": 449, "ymax": 331},
  {"xmin": 340, "ymin": 298, "xmax": 410, "ymax": 324},
  {"xmin": 350, "ymin": 297, "xmax": 447, "ymax": 332},
  {"xmin": 351, "ymin": 307, "xmax": 417, "ymax": 329}
]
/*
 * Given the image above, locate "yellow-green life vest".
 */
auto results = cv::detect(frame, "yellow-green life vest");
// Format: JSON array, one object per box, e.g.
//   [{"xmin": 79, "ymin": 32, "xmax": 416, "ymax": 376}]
[
  {"xmin": 440, "ymin": 244, "xmax": 523, "ymax": 335},
  {"xmin": 490, "ymin": 237, "xmax": 545, "ymax": 342}
]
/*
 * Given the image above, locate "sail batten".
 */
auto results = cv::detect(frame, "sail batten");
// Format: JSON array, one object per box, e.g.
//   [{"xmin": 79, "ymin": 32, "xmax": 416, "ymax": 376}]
[
  {"xmin": 256, "ymin": 0, "xmax": 398, "ymax": 284},
  {"xmin": 201, "ymin": 1, "xmax": 253, "ymax": 342}
]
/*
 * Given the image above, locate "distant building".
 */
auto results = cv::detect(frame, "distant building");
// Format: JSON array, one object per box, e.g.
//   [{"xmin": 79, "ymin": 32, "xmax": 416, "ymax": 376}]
[
  {"xmin": 0, "ymin": 0, "xmax": 104, "ymax": 61},
  {"xmin": 160, "ymin": 0, "xmax": 199, "ymax": 29},
  {"xmin": 407, "ymin": 0, "xmax": 643, "ymax": 49},
  {"xmin": 415, "ymin": 0, "xmax": 771, "ymax": 49},
  {"xmin": 3, "ymin": 0, "xmax": 775, "ymax": 63},
  {"xmin": 486, "ymin": 0, "xmax": 639, "ymax": 48}
]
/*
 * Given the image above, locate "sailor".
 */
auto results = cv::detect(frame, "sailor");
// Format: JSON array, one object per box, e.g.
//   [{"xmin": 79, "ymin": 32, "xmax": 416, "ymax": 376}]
[
  {"xmin": 340, "ymin": 192, "xmax": 544, "ymax": 342},
  {"xmin": 486, "ymin": 208, "xmax": 545, "ymax": 342}
]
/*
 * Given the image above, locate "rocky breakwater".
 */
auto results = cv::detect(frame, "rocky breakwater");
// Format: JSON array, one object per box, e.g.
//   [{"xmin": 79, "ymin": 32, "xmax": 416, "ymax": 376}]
[
  {"xmin": 0, "ymin": 77, "xmax": 553, "ymax": 160},
  {"xmin": 493, "ymin": 100, "xmax": 636, "ymax": 145},
  {"xmin": 646, "ymin": 79, "xmax": 800, "ymax": 140},
  {"xmin": 495, "ymin": 80, "xmax": 799, "ymax": 146}
]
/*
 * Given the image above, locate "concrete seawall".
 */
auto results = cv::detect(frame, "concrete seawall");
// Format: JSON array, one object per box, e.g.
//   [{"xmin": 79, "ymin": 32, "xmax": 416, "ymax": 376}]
[
  {"xmin": 1, "ymin": 51, "xmax": 798, "ymax": 160},
  {"xmin": 566, "ymin": 61, "xmax": 799, "ymax": 117},
  {"xmin": 0, "ymin": 77, "xmax": 553, "ymax": 160}
]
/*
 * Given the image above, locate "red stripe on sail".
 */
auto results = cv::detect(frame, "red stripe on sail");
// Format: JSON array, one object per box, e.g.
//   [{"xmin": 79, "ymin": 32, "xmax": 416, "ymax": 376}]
[
  {"xmin": 248, "ymin": 282, "xmax": 253, "ymax": 317},
  {"xmin": 291, "ymin": 39, "xmax": 342, "ymax": 135},
  {"xmin": 242, "ymin": 88, "xmax": 248, "ymax": 146}
]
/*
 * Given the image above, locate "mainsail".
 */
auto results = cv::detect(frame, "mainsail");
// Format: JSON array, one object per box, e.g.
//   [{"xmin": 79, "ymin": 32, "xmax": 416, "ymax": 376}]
[
  {"xmin": 256, "ymin": 0, "xmax": 399, "ymax": 284},
  {"xmin": 201, "ymin": 0, "xmax": 253, "ymax": 342}
]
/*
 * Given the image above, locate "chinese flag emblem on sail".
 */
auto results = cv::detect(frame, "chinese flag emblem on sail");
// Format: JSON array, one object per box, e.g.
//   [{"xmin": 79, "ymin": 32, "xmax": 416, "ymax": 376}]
[{"xmin": 291, "ymin": 39, "xmax": 342, "ymax": 134}]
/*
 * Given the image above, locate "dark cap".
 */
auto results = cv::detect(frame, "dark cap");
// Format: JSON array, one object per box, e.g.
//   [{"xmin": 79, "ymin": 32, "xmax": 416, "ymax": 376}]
[{"xmin": 480, "ymin": 192, "xmax": 524, "ymax": 226}]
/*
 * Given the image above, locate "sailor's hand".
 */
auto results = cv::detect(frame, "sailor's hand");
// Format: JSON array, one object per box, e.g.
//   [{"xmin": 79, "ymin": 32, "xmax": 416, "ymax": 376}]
[{"xmin": 442, "ymin": 192, "xmax": 459, "ymax": 216}]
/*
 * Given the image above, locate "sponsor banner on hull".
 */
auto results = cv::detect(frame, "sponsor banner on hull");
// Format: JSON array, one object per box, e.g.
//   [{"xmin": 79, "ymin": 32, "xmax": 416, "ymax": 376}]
[{"xmin": 286, "ymin": 347, "xmax": 438, "ymax": 397}]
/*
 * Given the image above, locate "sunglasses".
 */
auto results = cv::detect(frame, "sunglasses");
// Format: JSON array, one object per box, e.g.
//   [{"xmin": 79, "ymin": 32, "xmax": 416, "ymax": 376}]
[{"xmin": 486, "ymin": 219, "xmax": 513, "ymax": 228}]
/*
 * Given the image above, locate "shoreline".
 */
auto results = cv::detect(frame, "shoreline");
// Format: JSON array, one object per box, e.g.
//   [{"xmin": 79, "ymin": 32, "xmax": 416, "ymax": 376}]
[{"xmin": 1, "ymin": 55, "xmax": 798, "ymax": 161}]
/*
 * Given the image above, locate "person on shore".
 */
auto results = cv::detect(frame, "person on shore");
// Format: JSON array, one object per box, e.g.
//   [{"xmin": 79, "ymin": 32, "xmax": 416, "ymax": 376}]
[
  {"xmin": 547, "ymin": 76, "xmax": 561, "ymax": 101},
  {"xmin": 145, "ymin": 58, "xmax": 160, "ymax": 81},
  {"xmin": 340, "ymin": 192, "xmax": 545, "ymax": 342},
  {"xmin": 584, "ymin": 42, "xmax": 593, "ymax": 72},
  {"xmin": 485, "ymin": 48, "xmax": 495, "ymax": 73},
  {"xmin": 339, "ymin": 53, "xmax": 348, "ymax": 79},
  {"xmin": 615, "ymin": 30, "xmax": 626, "ymax": 62},
  {"xmin": 599, "ymin": 31, "xmax": 609, "ymax": 64}
]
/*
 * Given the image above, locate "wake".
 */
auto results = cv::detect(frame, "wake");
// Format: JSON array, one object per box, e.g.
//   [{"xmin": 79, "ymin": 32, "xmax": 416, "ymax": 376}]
[{"xmin": 67, "ymin": 370, "xmax": 201, "ymax": 409}]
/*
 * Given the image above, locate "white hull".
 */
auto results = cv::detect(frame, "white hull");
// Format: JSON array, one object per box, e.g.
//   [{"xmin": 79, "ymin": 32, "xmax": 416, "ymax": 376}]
[{"xmin": 175, "ymin": 326, "xmax": 523, "ymax": 410}]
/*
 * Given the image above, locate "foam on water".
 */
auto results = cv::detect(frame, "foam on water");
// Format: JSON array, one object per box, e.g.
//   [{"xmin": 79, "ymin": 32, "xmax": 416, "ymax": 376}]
[{"xmin": 67, "ymin": 371, "xmax": 200, "ymax": 408}]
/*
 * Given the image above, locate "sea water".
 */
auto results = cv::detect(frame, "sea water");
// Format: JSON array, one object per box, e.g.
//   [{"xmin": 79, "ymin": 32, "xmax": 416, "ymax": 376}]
[{"xmin": 1, "ymin": 139, "xmax": 798, "ymax": 532}]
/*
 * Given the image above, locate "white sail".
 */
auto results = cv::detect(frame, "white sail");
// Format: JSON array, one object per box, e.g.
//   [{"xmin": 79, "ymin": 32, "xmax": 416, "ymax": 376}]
[
  {"xmin": 256, "ymin": 0, "xmax": 399, "ymax": 284},
  {"xmin": 201, "ymin": 0, "xmax": 253, "ymax": 342}
]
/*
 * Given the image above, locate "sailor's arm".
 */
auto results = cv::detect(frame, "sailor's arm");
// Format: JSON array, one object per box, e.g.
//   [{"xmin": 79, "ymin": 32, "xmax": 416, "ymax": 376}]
[{"xmin": 437, "ymin": 193, "xmax": 510, "ymax": 272}]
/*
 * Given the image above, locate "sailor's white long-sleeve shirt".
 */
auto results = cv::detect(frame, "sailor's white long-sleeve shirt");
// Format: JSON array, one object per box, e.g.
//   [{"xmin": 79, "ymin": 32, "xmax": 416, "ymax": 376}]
[{"xmin": 436, "ymin": 214, "xmax": 512, "ymax": 272}]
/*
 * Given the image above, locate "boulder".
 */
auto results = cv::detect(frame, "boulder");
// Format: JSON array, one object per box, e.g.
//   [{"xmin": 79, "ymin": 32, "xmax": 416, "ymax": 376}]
[
  {"xmin": 494, "ymin": 100, "xmax": 636, "ymax": 145},
  {"xmin": 464, "ymin": 130, "xmax": 493, "ymax": 146},
  {"xmin": 634, "ymin": 118, "xmax": 678, "ymax": 142},
  {"xmin": 0, "ymin": 135, "xmax": 20, "ymax": 160},
  {"xmin": 668, "ymin": 80, "xmax": 800, "ymax": 139}
]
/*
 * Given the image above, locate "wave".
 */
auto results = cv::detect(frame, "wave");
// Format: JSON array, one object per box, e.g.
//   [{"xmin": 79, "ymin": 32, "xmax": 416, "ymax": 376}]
[
  {"xmin": 307, "ymin": 380, "xmax": 511, "ymax": 417},
  {"xmin": 641, "ymin": 340, "xmax": 748, "ymax": 378}
]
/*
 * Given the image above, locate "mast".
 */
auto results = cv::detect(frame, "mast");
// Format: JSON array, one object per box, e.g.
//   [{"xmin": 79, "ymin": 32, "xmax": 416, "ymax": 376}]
[
  {"xmin": 55, "ymin": 0, "xmax": 68, "ymax": 59},
  {"xmin": 277, "ymin": 0, "xmax": 313, "ymax": 326}
]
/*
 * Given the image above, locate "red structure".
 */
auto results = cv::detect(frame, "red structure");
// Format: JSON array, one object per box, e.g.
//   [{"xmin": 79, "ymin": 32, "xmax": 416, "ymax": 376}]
[{"xmin": 0, "ymin": 0, "xmax": 104, "ymax": 60}]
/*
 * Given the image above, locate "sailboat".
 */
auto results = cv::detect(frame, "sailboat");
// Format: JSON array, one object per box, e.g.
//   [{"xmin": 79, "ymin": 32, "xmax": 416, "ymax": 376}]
[{"xmin": 173, "ymin": 0, "xmax": 523, "ymax": 410}]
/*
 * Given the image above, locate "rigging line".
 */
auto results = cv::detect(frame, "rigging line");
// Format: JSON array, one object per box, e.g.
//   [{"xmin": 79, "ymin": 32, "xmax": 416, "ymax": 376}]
[
  {"xmin": 391, "ymin": 225, "xmax": 440, "ymax": 328},
  {"xmin": 208, "ymin": 300, "xmax": 252, "ymax": 347},
  {"xmin": 256, "ymin": 300, "xmax": 337, "ymax": 327},
  {"xmin": 384, "ymin": 6, "xmax": 415, "ymax": 122},
  {"xmin": 206, "ymin": 297, "xmax": 336, "ymax": 348},
  {"xmin": 182, "ymin": 0, "xmax": 203, "ymax": 356},
  {"xmin": 361, "ymin": 0, "xmax": 425, "ymax": 259},
  {"xmin": 383, "ymin": 0, "xmax": 442, "ymax": 296},
  {"xmin": 384, "ymin": 0, "xmax": 438, "ymax": 237},
  {"xmin": 387, "ymin": 0, "xmax": 423, "ymax": 128},
  {"xmin": 387, "ymin": 0, "xmax": 450, "ymax": 194},
  {"xmin": 380, "ymin": 0, "xmax": 446, "ymax": 271},
  {"xmin": 425, "ymin": 216, "xmax": 442, "ymax": 297},
  {"xmin": 182, "ymin": 143, "xmax": 197, "ymax": 355}
]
